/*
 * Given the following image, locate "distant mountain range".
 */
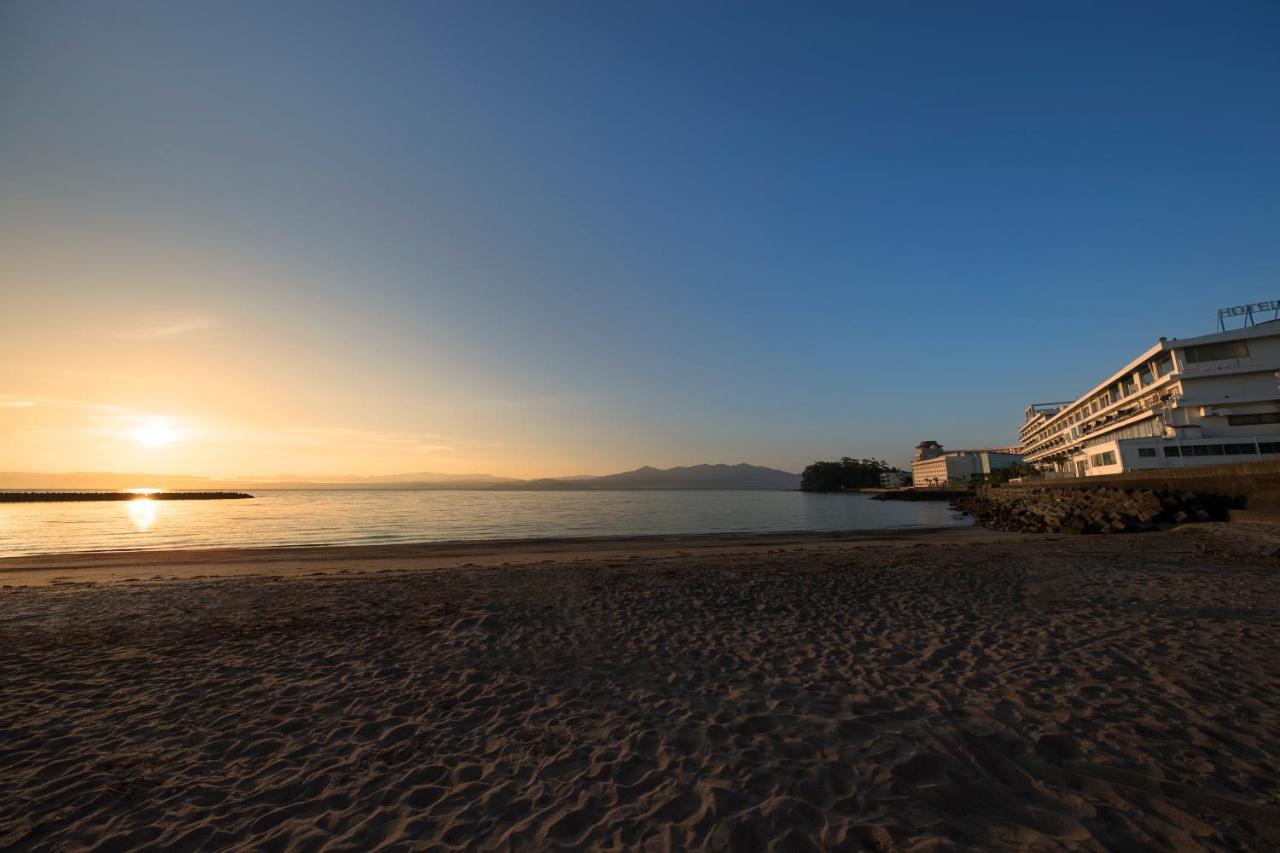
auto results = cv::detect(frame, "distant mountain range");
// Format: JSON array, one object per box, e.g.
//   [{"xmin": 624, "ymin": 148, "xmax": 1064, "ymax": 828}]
[
  {"xmin": 0, "ymin": 463, "xmax": 800, "ymax": 491},
  {"xmin": 496, "ymin": 464, "xmax": 800, "ymax": 490}
]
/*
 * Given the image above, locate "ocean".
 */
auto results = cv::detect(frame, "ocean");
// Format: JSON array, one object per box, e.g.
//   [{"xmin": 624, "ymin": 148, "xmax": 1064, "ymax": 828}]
[{"xmin": 0, "ymin": 489, "xmax": 969, "ymax": 558}]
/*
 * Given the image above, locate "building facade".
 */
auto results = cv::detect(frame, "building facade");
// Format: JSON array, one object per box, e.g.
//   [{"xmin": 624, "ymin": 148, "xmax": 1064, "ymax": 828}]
[
  {"xmin": 879, "ymin": 470, "xmax": 909, "ymax": 489},
  {"xmin": 1019, "ymin": 322, "xmax": 1280, "ymax": 477},
  {"xmin": 911, "ymin": 441, "xmax": 1024, "ymax": 487}
]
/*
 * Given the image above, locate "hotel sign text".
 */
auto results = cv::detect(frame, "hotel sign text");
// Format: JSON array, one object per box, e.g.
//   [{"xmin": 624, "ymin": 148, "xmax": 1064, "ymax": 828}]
[{"xmin": 1219, "ymin": 301, "xmax": 1280, "ymax": 318}]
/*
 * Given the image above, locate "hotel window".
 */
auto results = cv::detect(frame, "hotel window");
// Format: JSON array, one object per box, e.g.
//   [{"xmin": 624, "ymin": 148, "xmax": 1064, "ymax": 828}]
[
  {"xmin": 1260, "ymin": 443, "xmax": 1280, "ymax": 454},
  {"xmin": 1185, "ymin": 340, "xmax": 1249, "ymax": 363},
  {"xmin": 1137, "ymin": 448, "xmax": 1156, "ymax": 458},
  {"xmin": 1090, "ymin": 451, "xmax": 1117, "ymax": 466},
  {"xmin": 1189, "ymin": 445, "xmax": 1226, "ymax": 456},
  {"xmin": 1139, "ymin": 369, "xmax": 1154, "ymax": 385},
  {"xmin": 1164, "ymin": 447, "xmax": 1181, "ymax": 457},
  {"xmin": 1227, "ymin": 412, "xmax": 1280, "ymax": 426}
]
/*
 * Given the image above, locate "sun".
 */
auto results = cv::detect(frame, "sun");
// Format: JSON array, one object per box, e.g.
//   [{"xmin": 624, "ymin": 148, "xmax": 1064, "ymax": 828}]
[{"xmin": 126, "ymin": 417, "xmax": 179, "ymax": 448}]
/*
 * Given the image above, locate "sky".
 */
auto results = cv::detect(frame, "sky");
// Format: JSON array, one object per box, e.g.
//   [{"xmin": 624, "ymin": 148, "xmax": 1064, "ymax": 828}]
[{"xmin": 2, "ymin": 1, "xmax": 1278, "ymax": 479}]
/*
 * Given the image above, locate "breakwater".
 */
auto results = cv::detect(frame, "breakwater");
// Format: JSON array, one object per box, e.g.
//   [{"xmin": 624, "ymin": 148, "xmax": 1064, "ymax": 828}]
[
  {"xmin": 955, "ymin": 486, "xmax": 1233, "ymax": 534},
  {"xmin": 0, "ymin": 492, "xmax": 254, "ymax": 503},
  {"xmin": 955, "ymin": 458, "xmax": 1280, "ymax": 533}
]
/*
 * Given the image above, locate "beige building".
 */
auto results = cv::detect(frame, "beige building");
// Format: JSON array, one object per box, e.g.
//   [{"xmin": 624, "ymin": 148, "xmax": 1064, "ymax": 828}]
[
  {"xmin": 879, "ymin": 469, "xmax": 909, "ymax": 489},
  {"xmin": 1020, "ymin": 320, "xmax": 1280, "ymax": 476},
  {"xmin": 911, "ymin": 441, "xmax": 1023, "ymax": 487}
]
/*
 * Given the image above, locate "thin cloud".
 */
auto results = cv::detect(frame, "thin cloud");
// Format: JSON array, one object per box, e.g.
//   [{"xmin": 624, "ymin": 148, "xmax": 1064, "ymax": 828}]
[
  {"xmin": 0, "ymin": 394, "xmax": 122, "ymax": 412},
  {"xmin": 204, "ymin": 422, "xmax": 453, "ymax": 453},
  {"xmin": 120, "ymin": 318, "xmax": 220, "ymax": 341},
  {"xmin": 277, "ymin": 427, "xmax": 453, "ymax": 453},
  {"xmin": 468, "ymin": 393, "xmax": 596, "ymax": 410}
]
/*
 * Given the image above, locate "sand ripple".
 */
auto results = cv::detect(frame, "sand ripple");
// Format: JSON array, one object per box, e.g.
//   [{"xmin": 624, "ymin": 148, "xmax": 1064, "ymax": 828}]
[{"xmin": 2, "ymin": 524, "xmax": 1279, "ymax": 849}]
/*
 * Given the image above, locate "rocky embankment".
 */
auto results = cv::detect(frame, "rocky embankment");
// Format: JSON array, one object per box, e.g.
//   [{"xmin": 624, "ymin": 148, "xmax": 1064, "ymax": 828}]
[
  {"xmin": 954, "ymin": 486, "xmax": 1235, "ymax": 534},
  {"xmin": 872, "ymin": 489, "xmax": 967, "ymax": 502}
]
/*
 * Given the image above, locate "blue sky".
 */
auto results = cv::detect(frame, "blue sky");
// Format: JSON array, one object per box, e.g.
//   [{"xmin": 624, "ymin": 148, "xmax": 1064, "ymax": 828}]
[{"xmin": 2, "ymin": 1, "xmax": 1278, "ymax": 476}]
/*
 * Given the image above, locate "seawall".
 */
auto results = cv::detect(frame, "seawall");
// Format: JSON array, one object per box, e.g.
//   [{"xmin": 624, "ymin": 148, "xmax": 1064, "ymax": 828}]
[
  {"xmin": 872, "ymin": 489, "xmax": 968, "ymax": 502},
  {"xmin": 957, "ymin": 459, "xmax": 1280, "ymax": 533}
]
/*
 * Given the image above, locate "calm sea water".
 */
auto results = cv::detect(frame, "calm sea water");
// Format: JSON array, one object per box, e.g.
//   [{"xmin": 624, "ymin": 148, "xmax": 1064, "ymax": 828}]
[{"xmin": 0, "ymin": 490, "xmax": 969, "ymax": 558}]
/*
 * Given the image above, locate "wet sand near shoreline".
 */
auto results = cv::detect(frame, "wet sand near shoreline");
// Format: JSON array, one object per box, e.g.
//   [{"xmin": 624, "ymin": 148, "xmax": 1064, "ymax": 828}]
[
  {"xmin": 2, "ymin": 524, "xmax": 1279, "ymax": 850},
  {"xmin": 0, "ymin": 527, "xmax": 1008, "ymax": 588}
]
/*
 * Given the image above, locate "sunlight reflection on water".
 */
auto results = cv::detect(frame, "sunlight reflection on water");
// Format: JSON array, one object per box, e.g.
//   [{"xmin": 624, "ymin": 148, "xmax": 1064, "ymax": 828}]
[{"xmin": 125, "ymin": 498, "xmax": 158, "ymax": 531}]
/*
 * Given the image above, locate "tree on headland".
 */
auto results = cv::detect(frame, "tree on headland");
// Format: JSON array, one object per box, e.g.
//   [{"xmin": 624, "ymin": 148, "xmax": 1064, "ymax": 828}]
[{"xmin": 800, "ymin": 457, "xmax": 893, "ymax": 492}]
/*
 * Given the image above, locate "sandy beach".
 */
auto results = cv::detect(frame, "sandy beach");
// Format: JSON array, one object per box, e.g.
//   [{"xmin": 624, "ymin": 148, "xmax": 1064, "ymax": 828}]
[{"xmin": 3, "ymin": 524, "xmax": 1279, "ymax": 850}]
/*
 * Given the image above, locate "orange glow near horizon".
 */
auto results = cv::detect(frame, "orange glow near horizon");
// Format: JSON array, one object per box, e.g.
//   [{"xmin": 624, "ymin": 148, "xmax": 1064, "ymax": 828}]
[{"xmin": 0, "ymin": 378, "xmax": 745, "ymax": 481}]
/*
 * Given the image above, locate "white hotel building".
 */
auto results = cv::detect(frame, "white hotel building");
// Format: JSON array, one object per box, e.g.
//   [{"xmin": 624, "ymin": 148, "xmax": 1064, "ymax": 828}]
[
  {"xmin": 1020, "ymin": 321, "xmax": 1280, "ymax": 477},
  {"xmin": 911, "ymin": 441, "xmax": 1024, "ymax": 487}
]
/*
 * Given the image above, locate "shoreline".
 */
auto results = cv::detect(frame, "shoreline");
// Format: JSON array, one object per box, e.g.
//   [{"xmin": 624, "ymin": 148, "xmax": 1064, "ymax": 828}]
[{"xmin": 0, "ymin": 525, "xmax": 1009, "ymax": 587}]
